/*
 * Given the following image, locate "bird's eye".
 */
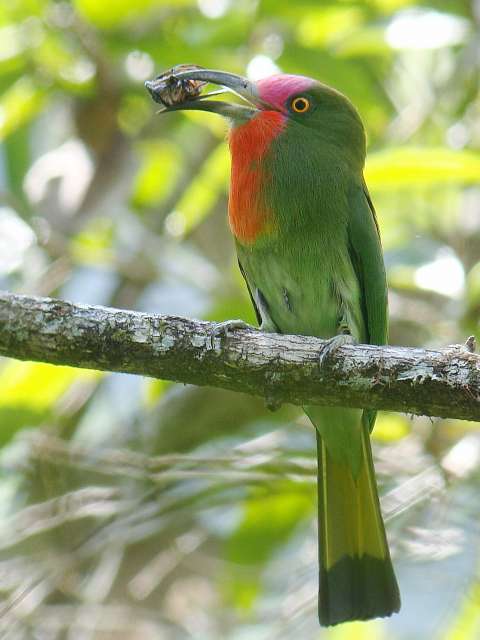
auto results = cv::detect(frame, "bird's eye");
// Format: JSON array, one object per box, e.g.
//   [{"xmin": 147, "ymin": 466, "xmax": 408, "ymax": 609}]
[{"xmin": 291, "ymin": 97, "xmax": 310, "ymax": 113}]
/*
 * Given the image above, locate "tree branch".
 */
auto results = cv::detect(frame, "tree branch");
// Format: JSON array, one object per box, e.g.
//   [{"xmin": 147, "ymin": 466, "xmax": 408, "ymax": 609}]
[{"xmin": 0, "ymin": 291, "xmax": 479, "ymax": 421}]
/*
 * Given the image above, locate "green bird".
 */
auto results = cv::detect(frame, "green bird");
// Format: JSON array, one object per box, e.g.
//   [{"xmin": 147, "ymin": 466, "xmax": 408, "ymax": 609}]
[{"xmin": 146, "ymin": 68, "xmax": 401, "ymax": 626}]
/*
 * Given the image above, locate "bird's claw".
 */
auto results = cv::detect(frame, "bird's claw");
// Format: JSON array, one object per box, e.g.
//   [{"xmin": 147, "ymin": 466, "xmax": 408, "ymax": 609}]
[
  {"xmin": 209, "ymin": 319, "xmax": 256, "ymax": 348},
  {"xmin": 318, "ymin": 334, "xmax": 356, "ymax": 368}
]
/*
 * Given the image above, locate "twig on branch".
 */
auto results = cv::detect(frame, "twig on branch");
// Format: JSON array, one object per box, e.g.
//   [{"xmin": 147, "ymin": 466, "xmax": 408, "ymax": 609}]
[{"xmin": 0, "ymin": 291, "xmax": 479, "ymax": 421}]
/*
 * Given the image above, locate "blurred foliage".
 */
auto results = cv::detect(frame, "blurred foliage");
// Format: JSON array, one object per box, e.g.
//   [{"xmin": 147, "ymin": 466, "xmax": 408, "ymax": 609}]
[{"xmin": 0, "ymin": 0, "xmax": 479, "ymax": 638}]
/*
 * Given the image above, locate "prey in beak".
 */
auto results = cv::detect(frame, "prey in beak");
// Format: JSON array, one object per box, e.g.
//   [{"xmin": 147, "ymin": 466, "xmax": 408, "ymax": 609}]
[{"xmin": 145, "ymin": 65, "xmax": 272, "ymax": 121}]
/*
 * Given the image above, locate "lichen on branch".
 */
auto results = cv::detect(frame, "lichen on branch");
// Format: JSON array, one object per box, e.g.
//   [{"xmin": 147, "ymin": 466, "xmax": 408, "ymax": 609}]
[{"xmin": 0, "ymin": 291, "xmax": 479, "ymax": 421}]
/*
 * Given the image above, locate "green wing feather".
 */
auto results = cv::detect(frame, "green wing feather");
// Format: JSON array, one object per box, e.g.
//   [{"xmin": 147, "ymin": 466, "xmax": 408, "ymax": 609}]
[
  {"xmin": 238, "ymin": 259, "xmax": 262, "ymax": 326},
  {"xmin": 347, "ymin": 181, "xmax": 388, "ymax": 347}
]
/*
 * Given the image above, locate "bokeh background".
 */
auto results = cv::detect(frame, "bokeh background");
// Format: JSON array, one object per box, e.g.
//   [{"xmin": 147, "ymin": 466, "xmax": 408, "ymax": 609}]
[{"xmin": 0, "ymin": 0, "xmax": 480, "ymax": 638}]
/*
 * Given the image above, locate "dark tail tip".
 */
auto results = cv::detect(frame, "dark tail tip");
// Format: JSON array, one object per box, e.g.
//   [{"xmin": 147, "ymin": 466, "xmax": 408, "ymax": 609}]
[{"xmin": 319, "ymin": 554, "xmax": 401, "ymax": 627}]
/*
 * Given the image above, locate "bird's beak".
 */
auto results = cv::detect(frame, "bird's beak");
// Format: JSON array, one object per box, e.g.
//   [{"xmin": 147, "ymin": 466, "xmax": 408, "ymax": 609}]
[{"xmin": 145, "ymin": 68, "xmax": 272, "ymax": 121}]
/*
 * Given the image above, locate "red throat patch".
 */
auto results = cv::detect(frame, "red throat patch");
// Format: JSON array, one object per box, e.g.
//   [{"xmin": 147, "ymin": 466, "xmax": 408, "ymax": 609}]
[{"xmin": 228, "ymin": 111, "xmax": 285, "ymax": 244}]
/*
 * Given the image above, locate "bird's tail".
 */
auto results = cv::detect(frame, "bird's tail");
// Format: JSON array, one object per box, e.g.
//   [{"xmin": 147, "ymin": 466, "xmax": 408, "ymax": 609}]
[{"xmin": 315, "ymin": 419, "xmax": 400, "ymax": 626}]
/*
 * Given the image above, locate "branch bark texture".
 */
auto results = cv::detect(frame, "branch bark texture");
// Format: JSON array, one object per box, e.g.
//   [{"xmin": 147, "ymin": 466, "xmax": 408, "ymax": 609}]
[{"xmin": 0, "ymin": 291, "xmax": 479, "ymax": 421}]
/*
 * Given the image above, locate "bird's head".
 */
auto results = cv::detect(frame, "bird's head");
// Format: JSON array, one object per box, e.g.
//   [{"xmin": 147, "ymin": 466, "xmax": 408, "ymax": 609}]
[{"xmin": 146, "ymin": 67, "xmax": 366, "ymax": 169}]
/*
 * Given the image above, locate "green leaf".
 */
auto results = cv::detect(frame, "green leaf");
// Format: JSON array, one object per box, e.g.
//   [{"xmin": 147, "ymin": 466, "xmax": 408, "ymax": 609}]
[
  {"xmin": 74, "ymin": 0, "xmax": 193, "ymax": 29},
  {"xmin": 70, "ymin": 218, "xmax": 115, "ymax": 266},
  {"xmin": 369, "ymin": 0, "xmax": 416, "ymax": 11},
  {"xmin": 326, "ymin": 620, "xmax": 387, "ymax": 639},
  {"xmin": 0, "ymin": 76, "xmax": 46, "ymax": 141},
  {"xmin": 0, "ymin": 361, "xmax": 100, "ymax": 445},
  {"xmin": 144, "ymin": 379, "xmax": 169, "ymax": 407},
  {"xmin": 175, "ymin": 143, "xmax": 229, "ymax": 234},
  {"xmin": 74, "ymin": 0, "xmax": 156, "ymax": 28},
  {"xmin": 296, "ymin": 6, "xmax": 364, "ymax": 49},
  {"xmin": 224, "ymin": 483, "xmax": 314, "ymax": 610},
  {"xmin": 366, "ymin": 147, "xmax": 480, "ymax": 189},
  {"xmin": 0, "ymin": 25, "xmax": 27, "ymax": 75},
  {"xmin": 372, "ymin": 412, "xmax": 410, "ymax": 442},
  {"xmin": 132, "ymin": 141, "xmax": 182, "ymax": 208},
  {"xmin": 0, "ymin": 361, "xmax": 99, "ymax": 410},
  {"xmin": 442, "ymin": 581, "xmax": 480, "ymax": 640},
  {"xmin": 2, "ymin": 0, "xmax": 45, "ymax": 23},
  {"xmin": 227, "ymin": 486, "xmax": 313, "ymax": 566}
]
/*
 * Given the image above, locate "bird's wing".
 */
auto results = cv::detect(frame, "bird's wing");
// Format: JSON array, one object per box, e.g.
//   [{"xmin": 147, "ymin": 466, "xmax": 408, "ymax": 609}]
[
  {"xmin": 238, "ymin": 258, "xmax": 262, "ymax": 326},
  {"xmin": 347, "ymin": 180, "xmax": 388, "ymax": 347}
]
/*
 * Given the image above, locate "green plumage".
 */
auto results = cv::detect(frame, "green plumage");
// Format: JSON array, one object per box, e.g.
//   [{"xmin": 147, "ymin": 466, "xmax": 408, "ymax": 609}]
[
  {"xmin": 235, "ymin": 83, "xmax": 400, "ymax": 625},
  {"xmin": 152, "ymin": 67, "xmax": 401, "ymax": 625}
]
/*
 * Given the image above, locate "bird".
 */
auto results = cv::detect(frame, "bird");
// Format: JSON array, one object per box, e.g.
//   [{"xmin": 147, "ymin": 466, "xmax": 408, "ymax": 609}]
[{"xmin": 146, "ymin": 67, "xmax": 401, "ymax": 626}]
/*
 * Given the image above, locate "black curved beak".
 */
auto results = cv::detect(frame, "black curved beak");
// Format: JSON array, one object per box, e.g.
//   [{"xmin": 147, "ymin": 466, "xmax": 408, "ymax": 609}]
[{"xmin": 145, "ymin": 68, "xmax": 271, "ymax": 120}]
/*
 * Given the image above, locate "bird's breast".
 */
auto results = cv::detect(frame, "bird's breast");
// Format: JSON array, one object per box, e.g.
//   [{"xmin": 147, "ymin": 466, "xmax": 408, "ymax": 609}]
[{"xmin": 228, "ymin": 111, "xmax": 285, "ymax": 245}]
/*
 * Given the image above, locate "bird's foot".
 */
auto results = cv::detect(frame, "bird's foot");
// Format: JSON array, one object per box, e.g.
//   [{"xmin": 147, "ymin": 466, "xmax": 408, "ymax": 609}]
[
  {"xmin": 318, "ymin": 334, "xmax": 357, "ymax": 368},
  {"xmin": 209, "ymin": 319, "xmax": 257, "ymax": 348}
]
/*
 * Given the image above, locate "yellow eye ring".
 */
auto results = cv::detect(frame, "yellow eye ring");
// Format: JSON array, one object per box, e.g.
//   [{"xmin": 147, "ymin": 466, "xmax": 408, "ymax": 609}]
[{"xmin": 291, "ymin": 97, "xmax": 310, "ymax": 113}]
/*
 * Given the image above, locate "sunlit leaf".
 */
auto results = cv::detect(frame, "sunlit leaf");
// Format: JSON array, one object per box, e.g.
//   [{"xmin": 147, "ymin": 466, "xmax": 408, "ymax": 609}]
[
  {"xmin": 70, "ymin": 217, "xmax": 115, "ymax": 266},
  {"xmin": 0, "ymin": 361, "xmax": 99, "ymax": 410},
  {"xmin": 373, "ymin": 412, "xmax": 410, "ymax": 442},
  {"xmin": 443, "ymin": 580, "xmax": 480, "ymax": 640},
  {"xmin": 74, "ymin": 0, "xmax": 193, "ymax": 29},
  {"xmin": 326, "ymin": 620, "xmax": 386, "ymax": 639},
  {"xmin": 3, "ymin": 0, "xmax": 45, "ymax": 23},
  {"xmin": 296, "ymin": 7, "xmax": 364, "ymax": 49},
  {"xmin": 144, "ymin": 378, "xmax": 169, "ymax": 406},
  {"xmin": 0, "ymin": 361, "xmax": 100, "ymax": 444},
  {"xmin": 175, "ymin": 143, "xmax": 229, "ymax": 233},
  {"xmin": 370, "ymin": 0, "xmax": 416, "ymax": 10},
  {"xmin": 0, "ymin": 25, "xmax": 27, "ymax": 74},
  {"xmin": 132, "ymin": 140, "xmax": 182, "ymax": 208},
  {"xmin": 74, "ymin": 0, "xmax": 155, "ymax": 28},
  {"xmin": 335, "ymin": 26, "xmax": 392, "ymax": 58},
  {"xmin": 0, "ymin": 76, "xmax": 45, "ymax": 140},
  {"xmin": 225, "ymin": 483, "xmax": 313, "ymax": 610},
  {"xmin": 227, "ymin": 485, "xmax": 313, "ymax": 566},
  {"xmin": 366, "ymin": 148, "xmax": 480, "ymax": 189}
]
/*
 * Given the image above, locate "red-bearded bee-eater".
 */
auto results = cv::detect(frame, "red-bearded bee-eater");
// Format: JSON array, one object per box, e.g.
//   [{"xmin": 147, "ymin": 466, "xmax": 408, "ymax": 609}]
[{"xmin": 146, "ymin": 68, "xmax": 401, "ymax": 626}]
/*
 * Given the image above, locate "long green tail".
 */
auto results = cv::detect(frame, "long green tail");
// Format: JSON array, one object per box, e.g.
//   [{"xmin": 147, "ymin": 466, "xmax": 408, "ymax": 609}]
[{"xmin": 316, "ymin": 421, "xmax": 400, "ymax": 626}]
